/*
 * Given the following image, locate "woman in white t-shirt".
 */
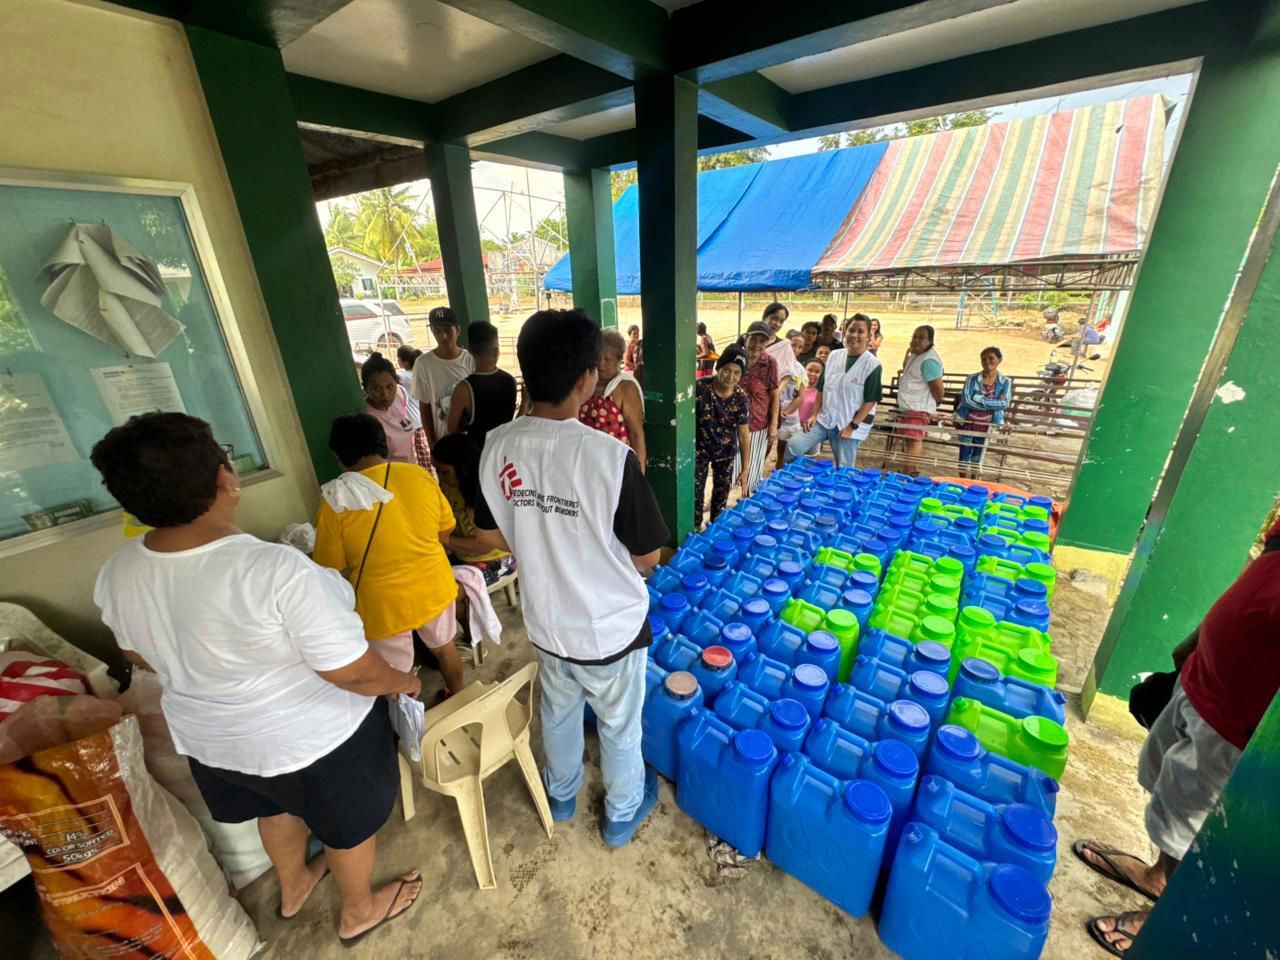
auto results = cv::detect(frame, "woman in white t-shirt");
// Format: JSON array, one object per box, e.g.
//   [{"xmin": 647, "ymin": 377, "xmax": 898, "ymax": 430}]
[{"xmin": 91, "ymin": 413, "xmax": 423, "ymax": 946}]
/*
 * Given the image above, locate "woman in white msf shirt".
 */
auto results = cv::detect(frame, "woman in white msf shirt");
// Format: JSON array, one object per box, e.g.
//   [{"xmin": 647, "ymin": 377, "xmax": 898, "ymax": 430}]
[{"xmin": 90, "ymin": 412, "xmax": 422, "ymax": 946}]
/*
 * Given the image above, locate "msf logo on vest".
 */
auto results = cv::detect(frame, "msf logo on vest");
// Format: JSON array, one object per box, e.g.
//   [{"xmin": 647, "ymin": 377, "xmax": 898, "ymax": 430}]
[{"xmin": 498, "ymin": 458, "xmax": 523, "ymax": 502}]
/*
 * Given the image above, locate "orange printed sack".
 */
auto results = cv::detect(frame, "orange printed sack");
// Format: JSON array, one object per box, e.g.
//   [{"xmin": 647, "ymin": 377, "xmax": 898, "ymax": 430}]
[{"xmin": 0, "ymin": 714, "xmax": 259, "ymax": 959}]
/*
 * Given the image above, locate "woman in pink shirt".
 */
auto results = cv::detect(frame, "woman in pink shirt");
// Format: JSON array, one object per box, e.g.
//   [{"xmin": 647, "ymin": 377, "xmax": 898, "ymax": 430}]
[{"xmin": 361, "ymin": 353, "xmax": 432, "ymax": 471}]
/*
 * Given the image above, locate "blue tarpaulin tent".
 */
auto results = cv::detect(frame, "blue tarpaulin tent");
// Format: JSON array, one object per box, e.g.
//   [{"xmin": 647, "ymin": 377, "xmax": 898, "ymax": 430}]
[{"xmin": 543, "ymin": 142, "xmax": 889, "ymax": 294}]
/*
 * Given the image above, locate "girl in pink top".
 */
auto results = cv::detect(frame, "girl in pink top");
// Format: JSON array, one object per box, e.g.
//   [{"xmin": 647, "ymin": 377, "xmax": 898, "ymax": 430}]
[{"xmin": 361, "ymin": 353, "xmax": 432, "ymax": 471}]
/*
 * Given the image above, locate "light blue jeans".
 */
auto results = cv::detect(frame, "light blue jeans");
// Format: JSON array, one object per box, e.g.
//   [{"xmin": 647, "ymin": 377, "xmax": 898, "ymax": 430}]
[
  {"xmin": 536, "ymin": 646, "xmax": 647, "ymax": 822},
  {"xmin": 785, "ymin": 423, "xmax": 862, "ymax": 468}
]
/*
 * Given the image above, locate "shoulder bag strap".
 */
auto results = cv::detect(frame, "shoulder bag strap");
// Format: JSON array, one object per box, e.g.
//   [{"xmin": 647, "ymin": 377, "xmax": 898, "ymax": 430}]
[{"xmin": 352, "ymin": 463, "xmax": 392, "ymax": 596}]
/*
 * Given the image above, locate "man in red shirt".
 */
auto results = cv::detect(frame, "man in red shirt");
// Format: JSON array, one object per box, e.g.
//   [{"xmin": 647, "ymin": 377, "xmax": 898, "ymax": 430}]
[{"xmin": 1077, "ymin": 519, "xmax": 1280, "ymax": 955}]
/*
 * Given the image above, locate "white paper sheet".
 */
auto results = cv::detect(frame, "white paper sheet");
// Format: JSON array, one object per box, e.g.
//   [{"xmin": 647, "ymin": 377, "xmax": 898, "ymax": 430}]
[
  {"xmin": 91, "ymin": 363, "xmax": 187, "ymax": 425},
  {"xmin": 0, "ymin": 373, "xmax": 78, "ymax": 473},
  {"xmin": 38, "ymin": 223, "xmax": 184, "ymax": 358}
]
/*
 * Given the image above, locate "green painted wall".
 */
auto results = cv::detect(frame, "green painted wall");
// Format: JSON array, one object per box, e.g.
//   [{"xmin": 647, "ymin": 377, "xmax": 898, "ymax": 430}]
[
  {"xmin": 1058, "ymin": 37, "xmax": 1280, "ymax": 555},
  {"xmin": 185, "ymin": 26, "xmax": 361, "ymax": 485},
  {"xmin": 635, "ymin": 74, "xmax": 698, "ymax": 543},
  {"xmin": 1092, "ymin": 173, "xmax": 1280, "ymax": 696},
  {"xmin": 424, "ymin": 141, "xmax": 490, "ymax": 330},
  {"xmin": 563, "ymin": 168, "xmax": 617, "ymax": 327},
  {"xmin": 1131, "ymin": 692, "xmax": 1280, "ymax": 958}
]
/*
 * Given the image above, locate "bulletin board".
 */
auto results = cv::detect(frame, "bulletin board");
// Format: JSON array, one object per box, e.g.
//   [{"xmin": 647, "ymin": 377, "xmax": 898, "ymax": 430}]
[{"xmin": 0, "ymin": 169, "xmax": 270, "ymax": 546}]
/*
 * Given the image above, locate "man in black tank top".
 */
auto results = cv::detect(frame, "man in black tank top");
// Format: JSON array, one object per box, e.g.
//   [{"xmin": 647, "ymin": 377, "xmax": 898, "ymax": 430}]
[{"xmin": 446, "ymin": 321, "xmax": 517, "ymax": 449}]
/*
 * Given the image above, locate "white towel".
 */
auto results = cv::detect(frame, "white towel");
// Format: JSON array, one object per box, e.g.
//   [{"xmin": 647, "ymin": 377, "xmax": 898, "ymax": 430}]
[
  {"xmin": 320, "ymin": 471, "xmax": 396, "ymax": 513},
  {"xmin": 452, "ymin": 565, "xmax": 503, "ymax": 647}
]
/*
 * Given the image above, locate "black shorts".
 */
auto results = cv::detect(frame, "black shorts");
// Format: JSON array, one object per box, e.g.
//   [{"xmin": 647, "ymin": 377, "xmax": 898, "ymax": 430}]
[{"xmin": 188, "ymin": 699, "xmax": 398, "ymax": 850}]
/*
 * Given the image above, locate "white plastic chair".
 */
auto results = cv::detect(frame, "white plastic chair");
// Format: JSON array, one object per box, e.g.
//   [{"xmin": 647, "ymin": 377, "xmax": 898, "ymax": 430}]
[
  {"xmin": 487, "ymin": 569, "xmax": 519, "ymax": 609},
  {"xmin": 397, "ymin": 661, "xmax": 552, "ymax": 889}
]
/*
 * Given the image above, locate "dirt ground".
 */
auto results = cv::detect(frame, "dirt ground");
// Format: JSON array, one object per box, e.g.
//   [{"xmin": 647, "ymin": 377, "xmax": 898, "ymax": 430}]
[{"xmin": 4, "ymin": 587, "xmax": 1150, "ymax": 960}]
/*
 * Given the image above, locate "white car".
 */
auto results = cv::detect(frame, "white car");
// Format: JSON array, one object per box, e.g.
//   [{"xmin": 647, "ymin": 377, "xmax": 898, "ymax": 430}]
[{"xmin": 341, "ymin": 298, "xmax": 414, "ymax": 354}]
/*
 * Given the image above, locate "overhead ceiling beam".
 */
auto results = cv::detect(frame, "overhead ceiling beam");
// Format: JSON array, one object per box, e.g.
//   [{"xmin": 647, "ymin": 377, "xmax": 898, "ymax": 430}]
[
  {"xmin": 429, "ymin": 55, "xmax": 634, "ymax": 146},
  {"xmin": 670, "ymin": 0, "xmax": 1024, "ymax": 82},
  {"xmin": 287, "ymin": 74, "xmax": 431, "ymax": 144},
  {"xmin": 471, "ymin": 132, "xmax": 591, "ymax": 171},
  {"xmin": 309, "ymin": 148, "xmax": 426, "ymax": 202},
  {"xmin": 110, "ymin": 0, "xmax": 357, "ymax": 47},
  {"xmin": 788, "ymin": 3, "xmax": 1238, "ymax": 134},
  {"xmin": 434, "ymin": 0, "xmax": 669, "ymax": 79},
  {"xmin": 699, "ymin": 73, "xmax": 794, "ymax": 136}
]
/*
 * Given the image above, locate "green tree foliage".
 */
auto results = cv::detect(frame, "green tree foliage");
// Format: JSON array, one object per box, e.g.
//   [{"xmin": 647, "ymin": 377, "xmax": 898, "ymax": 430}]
[
  {"xmin": 322, "ymin": 189, "xmax": 441, "ymax": 268},
  {"xmin": 510, "ymin": 213, "xmax": 568, "ymax": 247},
  {"xmin": 610, "ymin": 167, "xmax": 637, "ymax": 201},
  {"xmin": 610, "ymin": 146, "xmax": 771, "ymax": 199},
  {"xmin": 328, "ymin": 255, "xmax": 358, "ymax": 297},
  {"xmin": 698, "ymin": 147, "xmax": 770, "ymax": 171},
  {"xmin": 817, "ymin": 109, "xmax": 993, "ymax": 151},
  {"xmin": 323, "ymin": 203, "xmax": 360, "ymax": 251}
]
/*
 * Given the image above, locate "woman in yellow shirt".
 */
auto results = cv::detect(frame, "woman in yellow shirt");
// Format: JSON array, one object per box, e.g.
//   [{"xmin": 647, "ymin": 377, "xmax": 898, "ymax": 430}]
[{"xmin": 314, "ymin": 414, "xmax": 465, "ymax": 695}]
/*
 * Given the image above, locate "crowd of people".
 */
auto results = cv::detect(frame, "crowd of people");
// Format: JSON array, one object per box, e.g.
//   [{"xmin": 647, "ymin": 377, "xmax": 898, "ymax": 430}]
[
  {"xmin": 87, "ymin": 307, "xmax": 670, "ymax": 945},
  {"xmin": 82, "ymin": 299, "xmax": 1276, "ymax": 955},
  {"xmin": 690, "ymin": 305, "xmax": 1012, "ymax": 527}
]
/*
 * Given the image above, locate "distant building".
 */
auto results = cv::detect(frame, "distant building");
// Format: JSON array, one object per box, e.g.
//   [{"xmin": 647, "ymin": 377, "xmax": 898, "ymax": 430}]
[{"xmin": 327, "ymin": 247, "xmax": 383, "ymax": 297}]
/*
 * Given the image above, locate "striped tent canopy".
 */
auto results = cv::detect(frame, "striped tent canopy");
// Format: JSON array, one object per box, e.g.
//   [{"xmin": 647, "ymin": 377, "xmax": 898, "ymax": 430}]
[{"xmin": 814, "ymin": 95, "xmax": 1169, "ymax": 275}]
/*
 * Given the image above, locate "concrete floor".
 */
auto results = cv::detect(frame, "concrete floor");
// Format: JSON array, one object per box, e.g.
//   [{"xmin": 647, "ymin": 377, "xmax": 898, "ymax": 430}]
[{"xmin": 6, "ymin": 582, "xmax": 1158, "ymax": 960}]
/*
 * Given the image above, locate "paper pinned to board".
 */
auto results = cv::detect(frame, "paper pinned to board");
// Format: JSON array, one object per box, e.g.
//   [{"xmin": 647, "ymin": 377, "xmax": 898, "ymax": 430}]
[
  {"xmin": 38, "ymin": 223, "xmax": 184, "ymax": 358},
  {"xmin": 0, "ymin": 373, "xmax": 78, "ymax": 473},
  {"xmin": 90, "ymin": 363, "xmax": 186, "ymax": 426}
]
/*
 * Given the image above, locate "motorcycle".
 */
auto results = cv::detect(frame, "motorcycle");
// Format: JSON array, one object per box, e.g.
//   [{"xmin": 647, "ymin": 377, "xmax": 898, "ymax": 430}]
[{"xmin": 1014, "ymin": 349, "xmax": 1102, "ymax": 425}]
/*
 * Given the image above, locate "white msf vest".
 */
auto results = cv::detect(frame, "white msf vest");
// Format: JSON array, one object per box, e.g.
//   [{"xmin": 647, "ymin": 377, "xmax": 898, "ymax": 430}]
[
  {"xmin": 479, "ymin": 417, "xmax": 648, "ymax": 661},
  {"xmin": 818, "ymin": 348, "xmax": 882, "ymax": 441},
  {"xmin": 897, "ymin": 346, "xmax": 944, "ymax": 413}
]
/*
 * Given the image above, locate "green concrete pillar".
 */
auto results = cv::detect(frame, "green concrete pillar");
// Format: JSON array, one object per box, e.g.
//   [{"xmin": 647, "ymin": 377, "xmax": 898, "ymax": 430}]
[
  {"xmin": 563, "ymin": 168, "xmax": 618, "ymax": 327},
  {"xmin": 425, "ymin": 141, "xmax": 490, "ymax": 331},
  {"xmin": 635, "ymin": 73, "xmax": 698, "ymax": 543},
  {"xmin": 1090, "ymin": 172, "xmax": 1280, "ymax": 699},
  {"xmin": 185, "ymin": 26, "xmax": 361, "ymax": 485},
  {"xmin": 1131, "ymin": 692, "xmax": 1280, "ymax": 958},
  {"xmin": 1058, "ymin": 33, "xmax": 1280, "ymax": 555}
]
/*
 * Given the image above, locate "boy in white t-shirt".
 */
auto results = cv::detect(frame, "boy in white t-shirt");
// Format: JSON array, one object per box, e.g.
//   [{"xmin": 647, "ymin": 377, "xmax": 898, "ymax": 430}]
[
  {"xmin": 410, "ymin": 305, "xmax": 474, "ymax": 446},
  {"xmin": 472, "ymin": 309, "xmax": 669, "ymax": 848}
]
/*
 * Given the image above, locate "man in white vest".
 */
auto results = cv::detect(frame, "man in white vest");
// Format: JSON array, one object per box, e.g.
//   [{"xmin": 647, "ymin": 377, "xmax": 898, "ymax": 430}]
[
  {"xmin": 473, "ymin": 309, "xmax": 669, "ymax": 848},
  {"xmin": 895, "ymin": 325, "xmax": 946, "ymax": 474},
  {"xmin": 784, "ymin": 315, "xmax": 883, "ymax": 468}
]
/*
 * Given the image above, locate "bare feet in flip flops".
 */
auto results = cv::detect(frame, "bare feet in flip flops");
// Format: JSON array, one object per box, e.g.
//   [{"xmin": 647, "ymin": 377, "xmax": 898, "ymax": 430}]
[
  {"xmin": 279, "ymin": 855, "xmax": 329, "ymax": 920},
  {"xmin": 1087, "ymin": 911, "xmax": 1148, "ymax": 957},
  {"xmin": 338, "ymin": 870, "xmax": 423, "ymax": 947},
  {"xmin": 1073, "ymin": 840, "xmax": 1165, "ymax": 901}
]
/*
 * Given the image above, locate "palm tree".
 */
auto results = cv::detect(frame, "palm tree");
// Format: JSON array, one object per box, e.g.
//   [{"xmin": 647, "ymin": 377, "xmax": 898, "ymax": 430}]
[
  {"xmin": 355, "ymin": 187, "xmax": 423, "ymax": 266},
  {"xmin": 323, "ymin": 204, "xmax": 361, "ymax": 252}
]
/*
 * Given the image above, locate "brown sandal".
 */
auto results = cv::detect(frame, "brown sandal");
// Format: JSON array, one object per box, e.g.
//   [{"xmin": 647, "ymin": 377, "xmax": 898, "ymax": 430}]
[
  {"xmin": 1072, "ymin": 840, "xmax": 1160, "ymax": 901},
  {"xmin": 339, "ymin": 871, "xmax": 422, "ymax": 948},
  {"xmin": 1086, "ymin": 911, "xmax": 1146, "ymax": 957}
]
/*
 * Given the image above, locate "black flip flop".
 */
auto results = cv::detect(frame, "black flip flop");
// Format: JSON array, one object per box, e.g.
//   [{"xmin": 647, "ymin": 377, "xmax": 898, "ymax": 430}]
[
  {"xmin": 1072, "ymin": 840, "xmax": 1160, "ymax": 901},
  {"xmin": 339, "ymin": 871, "xmax": 423, "ymax": 949},
  {"xmin": 278, "ymin": 856, "xmax": 330, "ymax": 920},
  {"xmin": 1086, "ymin": 912, "xmax": 1146, "ymax": 957}
]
